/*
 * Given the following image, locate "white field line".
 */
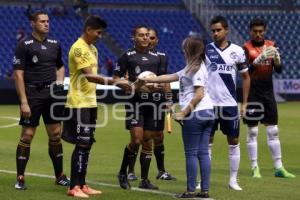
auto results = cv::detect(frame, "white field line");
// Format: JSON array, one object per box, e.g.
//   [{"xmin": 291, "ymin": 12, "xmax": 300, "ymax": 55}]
[
  {"xmin": 0, "ymin": 116, "xmax": 19, "ymax": 128},
  {"xmin": 0, "ymin": 169, "xmax": 175, "ymax": 196},
  {"xmin": 0, "ymin": 169, "xmax": 215, "ymax": 199}
]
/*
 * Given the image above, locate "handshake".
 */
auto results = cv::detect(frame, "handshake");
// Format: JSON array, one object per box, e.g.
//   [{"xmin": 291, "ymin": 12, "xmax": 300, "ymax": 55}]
[{"xmin": 253, "ymin": 46, "xmax": 281, "ymax": 66}]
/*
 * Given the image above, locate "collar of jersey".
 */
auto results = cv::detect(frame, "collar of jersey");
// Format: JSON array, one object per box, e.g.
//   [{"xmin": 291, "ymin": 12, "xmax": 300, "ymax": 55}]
[{"xmin": 213, "ymin": 41, "xmax": 231, "ymax": 52}]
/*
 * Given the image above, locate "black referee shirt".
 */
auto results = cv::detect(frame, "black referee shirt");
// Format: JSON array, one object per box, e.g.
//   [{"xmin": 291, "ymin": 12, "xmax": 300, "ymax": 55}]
[
  {"xmin": 13, "ymin": 35, "xmax": 63, "ymax": 84},
  {"xmin": 113, "ymin": 48, "xmax": 167, "ymax": 82}
]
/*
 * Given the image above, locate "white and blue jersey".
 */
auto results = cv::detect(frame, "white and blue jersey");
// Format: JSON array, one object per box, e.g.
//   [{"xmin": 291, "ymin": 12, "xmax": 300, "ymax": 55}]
[{"xmin": 205, "ymin": 42, "xmax": 248, "ymax": 107}]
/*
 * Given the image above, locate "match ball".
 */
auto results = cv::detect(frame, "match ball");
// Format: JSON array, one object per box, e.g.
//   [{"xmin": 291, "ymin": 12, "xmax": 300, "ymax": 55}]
[{"xmin": 137, "ymin": 71, "xmax": 158, "ymax": 92}]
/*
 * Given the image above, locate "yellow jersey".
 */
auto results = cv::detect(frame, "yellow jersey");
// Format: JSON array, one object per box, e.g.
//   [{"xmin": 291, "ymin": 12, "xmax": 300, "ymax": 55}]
[{"xmin": 66, "ymin": 38, "xmax": 98, "ymax": 108}]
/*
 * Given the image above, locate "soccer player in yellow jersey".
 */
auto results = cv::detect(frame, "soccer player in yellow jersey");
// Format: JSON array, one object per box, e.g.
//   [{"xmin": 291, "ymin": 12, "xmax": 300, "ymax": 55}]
[{"xmin": 62, "ymin": 15, "xmax": 130, "ymax": 198}]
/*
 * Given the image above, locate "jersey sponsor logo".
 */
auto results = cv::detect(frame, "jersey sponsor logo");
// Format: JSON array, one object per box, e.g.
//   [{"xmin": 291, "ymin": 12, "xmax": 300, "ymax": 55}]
[
  {"xmin": 74, "ymin": 48, "xmax": 82, "ymax": 57},
  {"xmin": 24, "ymin": 40, "xmax": 33, "ymax": 45},
  {"xmin": 209, "ymin": 62, "xmax": 218, "ymax": 71},
  {"xmin": 127, "ymin": 50, "xmax": 136, "ymax": 56},
  {"xmin": 209, "ymin": 55, "xmax": 219, "ymax": 59},
  {"xmin": 149, "ymin": 51, "xmax": 158, "ymax": 56},
  {"xmin": 135, "ymin": 66, "xmax": 141, "ymax": 74},
  {"xmin": 41, "ymin": 45, "xmax": 47, "ymax": 50},
  {"xmin": 131, "ymin": 119, "xmax": 138, "ymax": 125},
  {"xmin": 47, "ymin": 39, "xmax": 57, "ymax": 43},
  {"xmin": 32, "ymin": 55, "xmax": 38, "ymax": 63},
  {"xmin": 157, "ymin": 52, "xmax": 165, "ymax": 56},
  {"xmin": 83, "ymin": 52, "xmax": 90, "ymax": 60},
  {"xmin": 13, "ymin": 56, "xmax": 21, "ymax": 65},
  {"xmin": 142, "ymin": 56, "xmax": 148, "ymax": 61},
  {"xmin": 209, "ymin": 62, "xmax": 233, "ymax": 72},
  {"xmin": 83, "ymin": 127, "xmax": 90, "ymax": 134}
]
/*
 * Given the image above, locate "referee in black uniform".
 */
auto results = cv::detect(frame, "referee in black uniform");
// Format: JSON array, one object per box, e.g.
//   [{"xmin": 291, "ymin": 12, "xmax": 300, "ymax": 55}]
[
  {"xmin": 127, "ymin": 27, "xmax": 176, "ymax": 181},
  {"xmin": 114, "ymin": 25, "xmax": 169, "ymax": 190},
  {"xmin": 13, "ymin": 10, "xmax": 69, "ymax": 190}
]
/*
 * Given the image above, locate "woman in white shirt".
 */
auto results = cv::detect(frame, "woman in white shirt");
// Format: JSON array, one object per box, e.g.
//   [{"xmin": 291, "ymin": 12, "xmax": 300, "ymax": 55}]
[{"xmin": 137, "ymin": 36, "xmax": 214, "ymax": 199}]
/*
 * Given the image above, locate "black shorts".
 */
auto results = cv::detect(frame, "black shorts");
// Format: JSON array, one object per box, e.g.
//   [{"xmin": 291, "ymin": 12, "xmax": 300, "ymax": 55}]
[
  {"xmin": 62, "ymin": 107, "xmax": 97, "ymax": 145},
  {"xmin": 19, "ymin": 85, "xmax": 64, "ymax": 127},
  {"xmin": 211, "ymin": 106, "xmax": 240, "ymax": 137},
  {"xmin": 125, "ymin": 100, "xmax": 165, "ymax": 131},
  {"xmin": 243, "ymin": 92, "xmax": 278, "ymax": 126}
]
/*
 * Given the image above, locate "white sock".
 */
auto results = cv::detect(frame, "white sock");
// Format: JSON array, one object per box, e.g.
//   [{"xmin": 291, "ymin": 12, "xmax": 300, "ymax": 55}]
[
  {"xmin": 247, "ymin": 126, "xmax": 259, "ymax": 169},
  {"xmin": 266, "ymin": 125, "xmax": 282, "ymax": 169},
  {"xmin": 229, "ymin": 144, "xmax": 240, "ymax": 182},
  {"xmin": 208, "ymin": 144, "xmax": 213, "ymax": 160}
]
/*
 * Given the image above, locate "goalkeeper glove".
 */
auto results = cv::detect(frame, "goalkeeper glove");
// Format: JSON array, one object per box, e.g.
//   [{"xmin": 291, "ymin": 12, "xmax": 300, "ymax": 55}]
[
  {"xmin": 253, "ymin": 46, "xmax": 275, "ymax": 65},
  {"xmin": 273, "ymin": 48, "xmax": 281, "ymax": 66}
]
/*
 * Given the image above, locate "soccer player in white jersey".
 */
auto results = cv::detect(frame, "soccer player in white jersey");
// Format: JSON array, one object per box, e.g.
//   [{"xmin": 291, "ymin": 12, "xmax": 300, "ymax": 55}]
[{"xmin": 205, "ymin": 16, "xmax": 250, "ymax": 190}]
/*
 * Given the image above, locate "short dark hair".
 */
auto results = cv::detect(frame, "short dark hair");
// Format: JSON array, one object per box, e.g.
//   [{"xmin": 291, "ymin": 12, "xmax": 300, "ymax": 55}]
[
  {"xmin": 83, "ymin": 15, "xmax": 107, "ymax": 31},
  {"xmin": 249, "ymin": 17, "xmax": 267, "ymax": 29},
  {"xmin": 210, "ymin": 15, "xmax": 228, "ymax": 28},
  {"xmin": 30, "ymin": 10, "xmax": 48, "ymax": 22},
  {"xmin": 131, "ymin": 25, "xmax": 147, "ymax": 37}
]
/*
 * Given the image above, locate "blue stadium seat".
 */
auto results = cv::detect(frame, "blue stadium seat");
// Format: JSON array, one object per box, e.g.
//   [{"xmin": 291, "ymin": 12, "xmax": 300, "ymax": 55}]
[{"xmin": 222, "ymin": 11, "xmax": 300, "ymax": 79}]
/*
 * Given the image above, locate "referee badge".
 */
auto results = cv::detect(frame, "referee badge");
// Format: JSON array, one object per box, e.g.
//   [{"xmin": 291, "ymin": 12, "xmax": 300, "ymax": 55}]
[
  {"xmin": 135, "ymin": 66, "xmax": 141, "ymax": 74},
  {"xmin": 32, "ymin": 55, "xmax": 38, "ymax": 63}
]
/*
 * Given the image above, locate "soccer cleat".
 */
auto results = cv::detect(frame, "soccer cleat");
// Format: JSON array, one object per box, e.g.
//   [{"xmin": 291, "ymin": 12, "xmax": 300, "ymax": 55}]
[
  {"xmin": 156, "ymin": 171, "xmax": 176, "ymax": 180},
  {"xmin": 118, "ymin": 173, "xmax": 131, "ymax": 189},
  {"xmin": 252, "ymin": 166, "xmax": 262, "ymax": 178},
  {"xmin": 67, "ymin": 185, "xmax": 89, "ymax": 198},
  {"xmin": 127, "ymin": 172, "xmax": 138, "ymax": 181},
  {"xmin": 275, "ymin": 167, "xmax": 296, "ymax": 178},
  {"xmin": 174, "ymin": 191, "xmax": 197, "ymax": 199},
  {"xmin": 15, "ymin": 175, "xmax": 27, "ymax": 190},
  {"xmin": 55, "ymin": 174, "xmax": 70, "ymax": 186},
  {"xmin": 138, "ymin": 179, "xmax": 159, "ymax": 190},
  {"xmin": 229, "ymin": 180, "xmax": 242, "ymax": 191},
  {"xmin": 81, "ymin": 185, "xmax": 102, "ymax": 195}
]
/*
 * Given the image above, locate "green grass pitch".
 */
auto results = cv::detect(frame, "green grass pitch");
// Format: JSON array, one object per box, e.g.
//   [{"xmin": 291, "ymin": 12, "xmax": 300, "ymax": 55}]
[{"xmin": 0, "ymin": 102, "xmax": 299, "ymax": 200}]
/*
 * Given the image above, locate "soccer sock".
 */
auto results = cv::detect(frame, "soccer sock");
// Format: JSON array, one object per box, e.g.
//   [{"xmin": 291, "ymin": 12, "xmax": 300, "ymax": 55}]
[
  {"xmin": 48, "ymin": 139, "xmax": 63, "ymax": 178},
  {"xmin": 16, "ymin": 140, "xmax": 30, "ymax": 177},
  {"xmin": 70, "ymin": 145, "xmax": 90, "ymax": 189},
  {"xmin": 229, "ymin": 144, "xmax": 240, "ymax": 182},
  {"xmin": 119, "ymin": 146, "xmax": 136, "ymax": 175},
  {"xmin": 78, "ymin": 146, "xmax": 91, "ymax": 186},
  {"xmin": 140, "ymin": 152, "xmax": 152, "ymax": 180},
  {"xmin": 247, "ymin": 126, "xmax": 259, "ymax": 168},
  {"xmin": 128, "ymin": 145, "xmax": 139, "ymax": 174},
  {"xmin": 266, "ymin": 125, "xmax": 282, "ymax": 169},
  {"xmin": 154, "ymin": 144, "xmax": 165, "ymax": 172}
]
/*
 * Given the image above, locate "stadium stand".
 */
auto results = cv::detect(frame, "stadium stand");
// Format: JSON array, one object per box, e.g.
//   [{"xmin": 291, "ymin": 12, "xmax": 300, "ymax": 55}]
[
  {"xmin": 210, "ymin": 0, "xmax": 281, "ymax": 7},
  {"xmin": 90, "ymin": 8, "xmax": 207, "ymax": 72},
  {"xmin": 0, "ymin": 1, "xmax": 298, "ymax": 79},
  {"xmin": 88, "ymin": 0, "xmax": 183, "ymax": 4},
  {"xmin": 0, "ymin": 3, "xmax": 207, "ymax": 76},
  {"xmin": 222, "ymin": 11, "xmax": 300, "ymax": 79}
]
